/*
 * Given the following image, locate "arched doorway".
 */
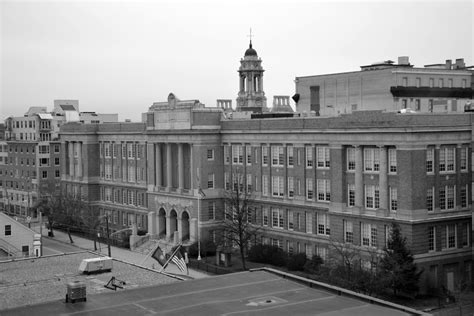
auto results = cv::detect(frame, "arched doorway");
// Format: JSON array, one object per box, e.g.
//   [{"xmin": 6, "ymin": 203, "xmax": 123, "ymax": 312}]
[
  {"xmin": 181, "ymin": 211, "xmax": 190, "ymax": 241},
  {"xmin": 169, "ymin": 209, "xmax": 178, "ymax": 236},
  {"xmin": 158, "ymin": 208, "xmax": 166, "ymax": 238}
]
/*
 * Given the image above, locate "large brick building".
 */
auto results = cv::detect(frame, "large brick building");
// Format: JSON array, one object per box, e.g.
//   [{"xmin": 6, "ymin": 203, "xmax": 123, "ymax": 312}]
[{"xmin": 59, "ymin": 44, "xmax": 472, "ymax": 294}]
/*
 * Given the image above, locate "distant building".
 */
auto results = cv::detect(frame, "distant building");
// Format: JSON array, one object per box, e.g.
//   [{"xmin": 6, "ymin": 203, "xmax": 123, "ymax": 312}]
[
  {"xmin": 295, "ymin": 57, "xmax": 473, "ymax": 115},
  {"xmin": 0, "ymin": 212, "xmax": 41, "ymax": 258}
]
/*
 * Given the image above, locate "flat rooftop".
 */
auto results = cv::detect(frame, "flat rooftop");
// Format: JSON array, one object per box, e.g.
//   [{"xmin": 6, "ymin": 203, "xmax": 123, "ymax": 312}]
[
  {"xmin": 0, "ymin": 251, "xmax": 179, "ymax": 310},
  {"xmin": 2, "ymin": 266, "xmax": 424, "ymax": 315}
]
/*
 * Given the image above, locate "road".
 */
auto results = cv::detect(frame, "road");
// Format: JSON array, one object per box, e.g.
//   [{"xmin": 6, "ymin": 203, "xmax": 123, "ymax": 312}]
[{"xmin": 41, "ymin": 236, "xmax": 85, "ymax": 255}]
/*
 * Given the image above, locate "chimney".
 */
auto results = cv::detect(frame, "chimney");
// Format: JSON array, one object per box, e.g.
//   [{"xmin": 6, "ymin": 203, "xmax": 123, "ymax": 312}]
[
  {"xmin": 455, "ymin": 58, "xmax": 465, "ymax": 69},
  {"xmin": 445, "ymin": 59, "xmax": 452, "ymax": 69},
  {"xmin": 398, "ymin": 56, "xmax": 409, "ymax": 65}
]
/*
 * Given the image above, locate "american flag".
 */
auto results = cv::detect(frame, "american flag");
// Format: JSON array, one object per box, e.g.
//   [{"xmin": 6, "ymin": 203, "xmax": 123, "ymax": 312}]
[{"xmin": 170, "ymin": 245, "xmax": 187, "ymax": 273}]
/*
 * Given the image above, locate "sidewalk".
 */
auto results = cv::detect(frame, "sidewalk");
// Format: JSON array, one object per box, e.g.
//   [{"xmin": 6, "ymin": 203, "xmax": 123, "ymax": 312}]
[{"xmin": 30, "ymin": 222, "xmax": 210, "ymax": 279}]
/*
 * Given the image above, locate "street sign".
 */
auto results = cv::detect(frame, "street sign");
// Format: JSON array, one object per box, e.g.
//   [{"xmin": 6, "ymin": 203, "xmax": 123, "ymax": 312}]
[{"xmin": 26, "ymin": 216, "xmax": 32, "ymax": 223}]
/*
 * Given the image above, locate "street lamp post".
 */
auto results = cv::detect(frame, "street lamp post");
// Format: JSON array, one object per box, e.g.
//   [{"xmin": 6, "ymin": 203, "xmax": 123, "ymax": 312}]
[{"xmin": 105, "ymin": 214, "xmax": 111, "ymax": 257}]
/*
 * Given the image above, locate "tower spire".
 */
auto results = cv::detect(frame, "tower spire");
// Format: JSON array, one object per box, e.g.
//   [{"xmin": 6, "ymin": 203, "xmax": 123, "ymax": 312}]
[{"xmin": 247, "ymin": 28, "xmax": 253, "ymax": 48}]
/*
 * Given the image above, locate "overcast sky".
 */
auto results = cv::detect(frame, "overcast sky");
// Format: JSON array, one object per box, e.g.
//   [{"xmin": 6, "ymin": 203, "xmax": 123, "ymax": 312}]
[{"xmin": 1, "ymin": 0, "xmax": 472, "ymax": 122}]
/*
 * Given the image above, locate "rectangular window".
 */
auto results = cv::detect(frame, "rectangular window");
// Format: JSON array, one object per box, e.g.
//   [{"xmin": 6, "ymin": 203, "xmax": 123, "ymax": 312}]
[
  {"xmin": 305, "ymin": 212, "xmax": 313, "ymax": 234},
  {"xmin": 427, "ymin": 187, "xmax": 434, "ymax": 211},
  {"xmin": 224, "ymin": 145, "xmax": 230, "ymax": 164},
  {"xmin": 388, "ymin": 148, "xmax": 397, "ymax": 173},
  {"xmin": 305, "ymin": 146, "xmax": 313, "ymax": 168},
  {"xmin": 262, "ymin": 146, "xmax": 269, "ymax": 166},
  {"xmin": 246, "ymin": 174, "xmax": 252, "ymax": 193},
  {"xmin": 104, "ymin": 143, "xmax": 111, "ymax": 158},
  {"xmin": 317, "ymin": 213, "xmax": 330, "ymax": 236},
  {"xmin": 462, "ymin": 223, "xmax": 469, "ymax": 247},
  {"xmin": 389, "ymin": 187, "xmax": 398, "ymax": 211},
  {"xmin": 415, "ymin": 99, "xmax": 420, "ymax": 111},
  {"xmin": 365, "ymin": 185, "xmax": 380, "ymax": 209},
  {"xmin": 316, "ymin": 146, "xmax": 330, "ymax": 168},
  {"xmin": 402, "ymin": 77, "xmax": 408, "ymax": 86},
  {"xmin": 207, "ymin": 173, "xmax": 214, "ymax": 189},
  {"xmin": 448, "ymin": 78, "xmax": 453, "ymax": 88},
  {"xmin": 347, "ymin": 147, "xmax": 355, "ymax": 171},
  {"xmin": 208, "ymin": 202, "xmax": 215, "ymax": 220},
  {"xmin": 5, "ymin": 225, "xmax": 11, "ymax": 236},
  {"xmin": 207, "ymin": 149, "xmax": 214, "ymax": 160},
  {"xmin": 439, "ymin": 147, "xmax": 455, "ymax": 172},
  {"xmin": 364, "ymin": 148, "xmax": 380, "ymax": 172},
  {"xmin": 348, "ymin": 184, "xmax": 355, "ymax": 206},
  {"xmin": 460, "ymin": 147, "xmax": 468, "ymax": 171},
  {"xmin": 271, "ymin": 146, "xmax": 284, "ymax": 167},
  {"xmin": 246, "ymin": 145, "xmax": 252, "ymax": 165},
  {"xmin": 429, "ymin": 78, "xmax": 434, "ymax": 88},
  {"xmin": 271, "ymin": 208, "xmax": 284, "ymax": 228},
  {"xmin": 262, "ymin": 207, "xmax": 269, "ymax": 226},
  {"xmin": 361, "ymin": 223, "xmax": 371, "ymax": 246},
  {"xmin": 446, "ymin": 224, "xmax": 457, "ymax": 249},
  {"xmin": 439, "ymin": 187, "xmax": 446, "ymax": 210},
  {"xmin": 271, "ymin": 176, "xmax": 284, "ymax": 197},
  {"xmin": 440, "ymin": 185, "xmax": 455, "ymax": 210},
  {"xmin": 306, "ymin": 178, "xmax": 313, "ymax": 200},
  {"xmin": 287, "ymin": 177, "xmax": 294, "ymax": 198},
  {"xmin": 344, "ymin": 220, "xmax": 353, "ymax": 243},
  {"xmin": 426, "ymin": 147, "xmax": 434, "ymax": 173},
  {"xmin": 317, "ymin": 179, "xmax": 331, "ymax": 201},
  {"xmin": 460, "ymin": 185, "xmax": 468, "ymax": 208},
  {"xmin": 287, "ymin": 146, "xmax": 294, "ymax": 167},
  {"xmin": 262, "ymin": 175, "xmax": 269, "ymax": 196},
  {"xmin": 232, "ymin": 145, "xmax": 243, "ymax": 165},
  {"xmin": 428, "ymin": 226, "xmax": 436, "ymax": 252},
  {"xmin": 287, "ymin": 210, "xmax": 294, "ymax": 230},
  {"xmin": 416, "ymin": 77, "xmax": 421, "ymax": 88},
  {"xmin": 438, "ymin": 78, "xmax": 443, "ymax": 88}
]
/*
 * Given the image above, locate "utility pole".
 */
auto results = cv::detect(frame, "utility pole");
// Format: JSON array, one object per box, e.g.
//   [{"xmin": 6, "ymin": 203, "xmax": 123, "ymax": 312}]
[
  {"xmin": 39, "ymin": 211, "xmax": 43, "ymax": 256},
  {"xmin": 106, "ymin": 214, "xmax": 111, "ymax": 257}
]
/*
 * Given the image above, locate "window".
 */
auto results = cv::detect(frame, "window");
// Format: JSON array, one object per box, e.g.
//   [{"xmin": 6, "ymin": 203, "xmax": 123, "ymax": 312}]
[
  {"xmin": 448, "ymin": 78, "xmax": 453, "ymax": 88},
  {"xmin": 460, "ymin": 185, "xmax": 468, "ymax": 208},
  {"xmin": 305, "ymin": 212, "xmax": 313, "ymax": 234},
  {"xmin": 287, "ymin": 146, "xmax": 294, "ymax": 167},
  {"xmin": 429, "ymin": 78, "xmax": 434, "ymax": 88},
  {"xmin": 316, "ymin": 146, "xmax": 330, "ymax": 168},
  {"xmin": 389, "ymin": 187, "xmax": 398, "ymax": 211},
  {"xmin": 208, "ymin": 202, "xmax": 215, "ymax": 220},
  {"xmin": 439, "ymin": 185, "xmax": 455, "ymax": 210},
  {"xmin": 462, "ymin": 79, "xmax": 467, "ymax": 88},
  {"xmin": 262, "ymin": 175, "xmax": 269, "ymax": 196},
  {"xmin": 316, "ymin": 245, "xmax": 328, "ymax": 261},
  {"xmin": 287, "ymin": 210, "xmax": 294, "ymax": 230},
  {"xmin": 54, "ymin": 157, "xmax": 60, "ymax": 166},
  {"xmin": 55, "ymin": 170, "xmax": 60, "ymax": 178},
  {"xmin": 415, "ymin": 99, "xmax": 420, "ymax": 111},
  {"xmin": 347, "ymin": 147, "xmax": 355, "ymax": 171},
  {"xmin": 344, "ymin": 220, "xmax": 353, "ymax": 243},
  {"xmin": 317, "ymin": 179, "xmax": 331, "ymax": 201},
  {"xmin": 261, "ymin": 146, "xmax": 269, "ymax": 166},
  {"xmin": 402, "ymin": 77, "xmax": 408, "ymax": 86},
  {"xmin": 462, "ymin": 223, "xmax": 470, "ymax": 247},
  {"xmin": 271, "ymin": 176, "xmax": 284, "ymax": 197},
  {"xmin": 104, "ymin": 143, "xmax": 111, "ymax": 158},
  {"xmin": 224, "ymin": 173, "xmax": 230, "ymax": 190},
  {"xmin": 262, "ymin": 207, "xmax": 269, "ymax": 226},
  {"xmin": 364, "ymin": 148, "xmax": 380, "ymax": 172},
  {"xmin": 207, "ymin": 173, "xmax": 214, "ymax": 189},
  {"xmin": 460, "ymin": 147, "xmax": 468, "ymax": 171},
  {"xmin": 402, "ymin": 99, "xmax": 407, "ymax": 109},
  {"xmin": 305, "ymin": 146, "xmax": 313, "ymax": 168},
  {"xmin": 272, "ymin": 208, "xmax": 284, "ymax": 228},
  {"xmin": 224, "ymin": 145, "xmax": 230, "ymax": 164},
  {"xmin": 128, "ymin": 165, "xmax": 135, "ymax": 182},
  {"xmin": 54, "ymin": 144, "xmax": 60, "ymax": 153},
  {"xmin": 287, "ymin": 177, "xmax": 294, "ymax": 198},
  {"xmin": 42, "ymin": 171, "xmax": 48, "ymax": 179},
  {"xmin": 207, "ymin": 149, "xmax": 214, "ymax": 160},
  {"xmin": 416, "ymin": 77, "xmax": 421, "ymax": 88},
  {"xmin": 426, "ymin": 147, "xmax": 434, "ymax": 173},
  {"xmin": 438, "ymin": 78, "xmax": 443, "ymax": 88},
  {"xmin": 361, "ymin": 223, "xmax": 377, "ymax": 247},
  {"xmin": 428, "ymin": 226, "xmax": 436, "ymax": 252},
  {"xmin": 306, "ymin": 178, "xmax": 313, "ymax": 200},
  {"xmin": 271, "ymin": 146, "xmax": 284, "ymax": 167},
  {"xmin": 348, "ymin": 184, "xmax": 355, "ymax": 206},
  {"xmin": 305, "ymin": 244, "xmax": 313, "ymax": 258},
  {"xmin": 427, "ymin": 187, "xmax": 434, "ymax": 211},
  {"xmin": 439, "ymin": 147, "xmax": 455, "ymax": 172},
  {"xmin": 5, "ymin": 225, "xmax": 11, "ymax": 236},
  {"xmin": 246, "ymin": 145, "xmax": 252, "ymax": 165},
  {"xmin": 388, "ymin": 148, "xmax": 397, "ymax": 173},
  {"xmin": 365, "ymin": 185, "xmax": 380, "ymax": 209},
  {"xmin": 317, "ymin": 213, "xmax": 330, "ymax": 236},
  {"xmin": 246, "ymin": 174, "xmax": 252, "ymax": 193},
  {"xmin": 122, "ymin": 212, "xmax": 128, "ymax": 226},
  {"xmin": 232, "ymin": 145, "xmax": 243, "ymax": 165},
  {"xmin": 446, "ymin": 224, "xmax": 456, "ymax": 249}
]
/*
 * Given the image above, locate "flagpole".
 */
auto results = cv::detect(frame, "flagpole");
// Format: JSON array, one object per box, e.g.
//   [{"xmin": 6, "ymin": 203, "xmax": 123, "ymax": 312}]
[{"xmin": 158, "ymin": 243, "xmax": 182, "ymax": 273}]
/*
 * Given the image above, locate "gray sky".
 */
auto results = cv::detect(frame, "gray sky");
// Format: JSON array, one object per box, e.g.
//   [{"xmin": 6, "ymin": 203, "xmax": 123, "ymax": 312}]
[{"xmin": 1, "ymin": 0, "xmax": 472, "ymax": 122}]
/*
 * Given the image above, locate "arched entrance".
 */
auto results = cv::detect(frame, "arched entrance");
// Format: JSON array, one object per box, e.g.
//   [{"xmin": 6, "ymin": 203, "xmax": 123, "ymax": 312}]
[
  {"xmin": 181, "ymin": 211, "xmax": 190, "ymax": 241},
  {"xmin": 158, "ymin": 208, "xmax": 166, "ymax": 238},
  {"xmin": 169, "ymin": 209, "xmax": 178, "ymax": 236}
]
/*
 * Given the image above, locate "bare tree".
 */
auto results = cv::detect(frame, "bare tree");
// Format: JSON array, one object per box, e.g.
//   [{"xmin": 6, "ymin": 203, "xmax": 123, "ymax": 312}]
[
  {"xmin": 79, "ymin": 204, "xmax": 101, "ymax": 251},
  {"xmin": 220, "ymin": 171, "xmax": 260, "ymax": 270},
  {"xmin": 327, "ymin": 237, "xmax": 361, "ymax": 282}
]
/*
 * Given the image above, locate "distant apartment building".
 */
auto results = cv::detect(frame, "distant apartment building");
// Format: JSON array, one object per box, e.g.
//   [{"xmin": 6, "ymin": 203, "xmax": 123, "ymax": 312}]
[
  {"xmin": 0, "ymin": 101, "xmax": 118, "ymax": 218},
  {"xmin": 0, "ymin": 212, "xmax": 41, "ymax": 258},
  {"xmin": 295, "ymin": 57, "xmax": 473, "ymax": 116}
]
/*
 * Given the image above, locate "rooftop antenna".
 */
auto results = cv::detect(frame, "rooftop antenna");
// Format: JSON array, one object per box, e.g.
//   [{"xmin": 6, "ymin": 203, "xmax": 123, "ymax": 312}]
[{"xmin": 247, "ymin": 28, "xmax": 253, "ymax": 47}]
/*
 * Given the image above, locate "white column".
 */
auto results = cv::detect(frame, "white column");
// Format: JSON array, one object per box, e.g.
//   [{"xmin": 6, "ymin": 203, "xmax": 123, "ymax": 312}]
[
  {"xmin": 165, "ymin": 215, "xmax": 171, "ymax": 240},
  {"xmin": 166, "ymin": 143, "xmax": 172, "ymax": 189},
  {"xmin": 77, "ymin": 142, "xmax": 82, "ymax": 178},
  {"xmin": 156, "ymin": 143, "xmax": 162, "ymax": 187},
  {"xmin": 178, "ymin": 143, "xmax": 184, "ymax": 190},
  {"xmin": 68, "ymin": 142, "xmax": 74, "ymax": 177}
]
